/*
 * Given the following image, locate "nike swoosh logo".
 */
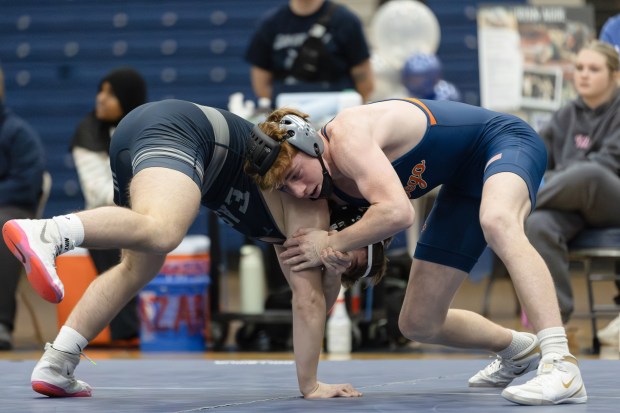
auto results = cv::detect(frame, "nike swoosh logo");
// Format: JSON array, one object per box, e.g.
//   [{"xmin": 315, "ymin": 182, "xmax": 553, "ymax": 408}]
[
  {"xmin": 40, "ymin": 221, "xmax": 54, "ymax": 244},
  {"xmin": 40, "ymin": 221, "xmax": 51, "ymax": 243},
  {"xmin": 513, "ymin": 366, "xmax": 529, "ymax": 375},
  {"xmin": 562, "ymin": 376, "xmax": 576, "ymax": 388}
]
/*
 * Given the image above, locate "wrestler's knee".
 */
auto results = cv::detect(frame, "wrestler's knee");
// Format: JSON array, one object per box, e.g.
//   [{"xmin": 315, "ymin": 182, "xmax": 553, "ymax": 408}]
[
  {"xmin": 398, "ymin": 311, "xmax": 441, "ymax": 343},
  {"xmin": 480, "ymin": 208, "xmax": 514, "ymax": 249}
]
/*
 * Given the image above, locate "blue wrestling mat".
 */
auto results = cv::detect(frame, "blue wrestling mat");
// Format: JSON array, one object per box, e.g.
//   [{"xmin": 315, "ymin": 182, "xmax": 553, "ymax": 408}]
[{"xmin": 1, "ymin": 358, "xmax": 617, "ymax": 412}]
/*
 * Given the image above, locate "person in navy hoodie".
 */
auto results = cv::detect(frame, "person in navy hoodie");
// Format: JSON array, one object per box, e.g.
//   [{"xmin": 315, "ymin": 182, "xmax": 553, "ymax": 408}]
[{"xmin": 0, "ymin": 62, "xmax": 45, "ymax": 350}]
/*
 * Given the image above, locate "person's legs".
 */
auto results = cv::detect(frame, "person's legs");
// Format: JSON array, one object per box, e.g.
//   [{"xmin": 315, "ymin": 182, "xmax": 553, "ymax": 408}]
[
  {"xmin": 29, "ymin": 168, "xmax": 202, "ymax": 397},
  {"xmin": 0, "ymin": 206, "xmax": 33, "ymax": 349},
  {"xmin": 481, "ymin": 172, "xmax": 586, "ymax": 405},
  {"xmin": 408, "ymin": 185, "xmax": 541, "ymax": 387},
  {"xmin": 2, "ymin": 168, "xmax": 202, "ymax": 303},
  {"xmin": 536, "ymin": 163, "xmax": 620, "ymax": 227},
  {"xmin": 75, "ymin": 170, "xmax": 199, "ymax": 252},
  {"xmin": 481, "ymin": 172, "xmax": 562, "ymax": 331},
  {"xmin": 526, "ymin": 210, "xmax": 584, "ymax": 324},
  {"xmin": 31, "ymin": 250, "xmax": 165, "ymax": 398},
  {"xmin": 89, "ymin": 248, "xmax": 139, "ymax": 341},
  {"xmin": 63, "ymin": 167, "xmax": 201, "ymax": 338},
  {"xmin": 535, "ymin": 163, "xmax": 620, "ymax": 331},
  {"xmin": 399, "ymin": 259, "xmax": 512, "ymax": 349},
  {"xmin": 398, "ymin": 258, "xmax": 539, "ymax": 387}
]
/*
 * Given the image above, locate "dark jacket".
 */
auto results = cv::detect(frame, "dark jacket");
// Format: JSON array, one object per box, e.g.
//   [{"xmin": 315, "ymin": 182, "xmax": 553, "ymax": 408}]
[{"xmin": 0, "ymin": 102, "xmax": 45, "ymax": 211}]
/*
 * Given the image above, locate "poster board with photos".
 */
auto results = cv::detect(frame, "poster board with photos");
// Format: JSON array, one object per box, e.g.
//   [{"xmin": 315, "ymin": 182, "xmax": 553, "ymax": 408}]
[{"xmin": 477, "ymin": 4, "xmax": 595, "ymax": 129}]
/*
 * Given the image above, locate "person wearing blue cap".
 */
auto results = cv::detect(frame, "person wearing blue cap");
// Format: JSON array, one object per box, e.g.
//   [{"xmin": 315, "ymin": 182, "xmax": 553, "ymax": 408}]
[
  {"xmin": 401, "ymin": 52, "xmax": 460, "ymax": 102},
  {"xmin": 601, "ymin": 13, "xmax": 620, "ymax": 54}
]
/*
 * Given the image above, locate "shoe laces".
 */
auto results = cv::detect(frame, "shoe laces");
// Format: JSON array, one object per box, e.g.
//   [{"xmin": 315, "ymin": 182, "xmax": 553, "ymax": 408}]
[
  {"xmin": 527, "ymin": 358, "xmax": 566, "ymax": 386},
  {"xmin": 482, "ymin": 357, "xmax": 503, "ymax": 375},
  {"xmin": 46, "ymin": 343, "xmax": 97, "ymax": 366},
  {"xmin": 482, "ymin": 355, "xmax": 520, "ymax": 376}
]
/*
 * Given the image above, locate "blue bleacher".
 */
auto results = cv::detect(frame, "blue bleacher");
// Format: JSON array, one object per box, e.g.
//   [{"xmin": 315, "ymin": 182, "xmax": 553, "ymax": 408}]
[
  {"xmin": 1, "ymin": 0, "xmax": 283, "ymax": 253},
  {"xmin": 1, "ymin": 0, "xmax": 524, "ymax": 253}
]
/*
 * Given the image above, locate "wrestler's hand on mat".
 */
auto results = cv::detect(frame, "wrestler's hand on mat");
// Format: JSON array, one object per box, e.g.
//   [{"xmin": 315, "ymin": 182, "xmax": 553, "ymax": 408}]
[
  {"xmin": 303, "ymin": 381, "xmax": 363, "ymax": 399},
  {"xmin": 320, "ymin": 247, "xmax": 352, "ymax": 277},
  {"xmin": 281, "ymin": 228, "xmax": 328, "ymax": 270}
]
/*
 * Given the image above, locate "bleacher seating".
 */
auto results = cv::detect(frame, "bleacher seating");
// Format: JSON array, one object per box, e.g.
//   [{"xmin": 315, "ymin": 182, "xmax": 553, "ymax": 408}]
[
  {"xmin": 2, "ymin": 0, "xmax": 525, "ymax": 254},
  {"xmin": 1, "ymin": 0, "xmax": 282, "ymax": 253}
]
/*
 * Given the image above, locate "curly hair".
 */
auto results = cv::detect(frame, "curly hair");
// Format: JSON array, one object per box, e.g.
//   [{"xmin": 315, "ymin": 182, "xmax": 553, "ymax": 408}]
[{"xmin": 243, "ymin": 107, "xmax": 311, "ymax": 190}]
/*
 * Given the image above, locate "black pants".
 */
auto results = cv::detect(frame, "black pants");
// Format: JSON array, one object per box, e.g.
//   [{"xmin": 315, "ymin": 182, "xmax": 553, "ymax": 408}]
[{"xmin": 0, "ymin": 206, "xmax": 34, "ymax": 331}]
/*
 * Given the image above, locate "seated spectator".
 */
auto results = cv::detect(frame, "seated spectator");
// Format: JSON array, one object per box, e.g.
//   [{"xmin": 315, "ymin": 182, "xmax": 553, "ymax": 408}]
[
  {"xmin": 525, "ymin": 41, "xmax": 620, "ymax": 348},
  {"xmin": 0, "ymin": 62, "xmax": 46, "ymax": 350},
  {"xmin": 70, "ymin": 67, "xmax": 147, "ymax": 345},
  {"xmin": 595, "ymin": 13, "xmax": 620, "ymax": 346}
]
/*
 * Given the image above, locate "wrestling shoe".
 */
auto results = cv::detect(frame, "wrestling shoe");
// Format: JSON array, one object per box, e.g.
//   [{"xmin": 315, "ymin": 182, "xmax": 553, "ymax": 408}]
[
  {"xmin": 2, "ymin": 219, "xmax": 64, "ymax": 303},
  {"xmin": 468, "ymin": 333, "xmax": 540, "ymax": 388},
  {"xmin": 502, "ymin": 355, "xmax": 587, "ymax": 405},
  {"xmin": 597, "ymin": 314, "xmax": 620, "ymax": 347},
  {"xmin": 31, "ymin": 343, "xmax": 92, "ymax": 397}
]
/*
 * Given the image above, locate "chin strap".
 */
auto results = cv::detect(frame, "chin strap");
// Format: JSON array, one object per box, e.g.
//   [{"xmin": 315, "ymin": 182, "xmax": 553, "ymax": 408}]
[
  {"xmin": 314, "ymin": 143, "xmax": 334, "ymax": 199},
  {"xmin": 361, "ymin": 244, "xmax": 374, "ymax": 278}
]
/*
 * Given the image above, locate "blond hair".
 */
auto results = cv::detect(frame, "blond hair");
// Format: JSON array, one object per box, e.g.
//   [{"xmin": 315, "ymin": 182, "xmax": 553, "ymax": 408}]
[
  {"xmin": 580, "ymin": 40, "xmax": 620, "ymax": 74},
  {"xmin": 244, "ymin": 107, "xmax": 310, "ymax": 190}
]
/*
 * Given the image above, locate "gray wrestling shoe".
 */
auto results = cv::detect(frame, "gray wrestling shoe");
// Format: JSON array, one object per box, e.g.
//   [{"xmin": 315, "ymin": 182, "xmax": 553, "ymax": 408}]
[
  {"xmin": 468, "ymin": 332, "xmax": 540, "ymax": 388},
  {"xmin": 31, "ymin": 343, "xmax": 92, "ymax": 397}
]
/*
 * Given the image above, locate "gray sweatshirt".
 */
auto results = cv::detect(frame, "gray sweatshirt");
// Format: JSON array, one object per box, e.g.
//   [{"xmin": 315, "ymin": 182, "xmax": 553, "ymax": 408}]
[{"xmin": 539, "ymin": 89, "xmax": 620, "ymax": 177}]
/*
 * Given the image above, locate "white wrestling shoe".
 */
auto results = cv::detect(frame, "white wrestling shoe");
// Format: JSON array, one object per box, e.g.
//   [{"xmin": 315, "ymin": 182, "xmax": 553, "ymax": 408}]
[
  {"xmin": 2, "ymin": 219, "xmax": 65, "ymax": 303},
  {"xmin": 468, "ymin": 333, "xmax": 540, "ymax": 388},
  {"xmin": 597, "ymin": 315, "xmax": 620, "ymax": 347},
  {"xmin": 31, "ymin": 343, "xmax": 92, "ymax": 397},
  {"xmin": 501, "ymin": 355, "xmax": 587, "ymax": 405}
]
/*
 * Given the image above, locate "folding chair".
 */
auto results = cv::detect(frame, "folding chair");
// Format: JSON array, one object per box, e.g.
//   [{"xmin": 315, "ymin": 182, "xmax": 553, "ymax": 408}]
[{"xmin": 568, "ymin": 227, "xmax": 620, "ymax": 354}]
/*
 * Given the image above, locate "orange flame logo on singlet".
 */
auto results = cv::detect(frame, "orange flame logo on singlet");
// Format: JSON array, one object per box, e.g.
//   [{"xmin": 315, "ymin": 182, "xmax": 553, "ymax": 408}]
[{"xmin": 404, "ymin": 160, "xmax": 427, "ymax": 198}]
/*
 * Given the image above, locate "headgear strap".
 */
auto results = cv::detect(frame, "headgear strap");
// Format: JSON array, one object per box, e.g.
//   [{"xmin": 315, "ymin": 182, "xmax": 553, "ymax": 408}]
[
  {"xmin": 245, "ymin": 115, "xmax": 334, "ymax": 198},
  {"xmin": 361, "ymin": 244, "xmax": 374, "ymax": 278}
]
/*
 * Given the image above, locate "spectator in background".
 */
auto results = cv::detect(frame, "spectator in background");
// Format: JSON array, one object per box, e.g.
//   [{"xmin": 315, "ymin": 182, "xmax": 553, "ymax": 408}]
[
  {"xmin": 244, "ymin": 0, "xmax": 374, "ymax": 108},
  {"xmin": 601, "ymin": 13, "xmax": 620, "ymax": 54},
  {"xmin": 401, "ymin": 52, "xmax": 461, "ymax": 102},
  {"xmin": 0, "ymin": 62, "xmax": 46, "ymax": 350},
  {"xmin": 70, "ymin": 67, "xmax": 147, "ymax": 345},
  {"xmin": 525, "ymin": 41, "xmax": 620, "ymax": 348},
  {"xmin": 244, "ymin": 1, "xmax": 373, "ymax": 344},
  {"xmin": 595, "ymin": 15, "xmax": 620, "ymax": 346}
]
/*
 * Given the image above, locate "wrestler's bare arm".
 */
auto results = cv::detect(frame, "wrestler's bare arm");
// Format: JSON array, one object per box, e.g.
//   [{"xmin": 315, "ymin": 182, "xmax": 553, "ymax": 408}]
[
  {"xmin": 263, "ymin": 190, "xmax": 361, "ymax": 398},
  {"xmin": 327, "ymin": 112, "xmax": 415, "ymax": 252}
]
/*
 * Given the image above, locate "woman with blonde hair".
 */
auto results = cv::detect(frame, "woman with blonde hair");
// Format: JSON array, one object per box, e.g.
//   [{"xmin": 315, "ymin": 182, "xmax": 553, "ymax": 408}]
[{"xmin": 526, "ymin": 40, "xmax": 620, "ymax": 337}]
